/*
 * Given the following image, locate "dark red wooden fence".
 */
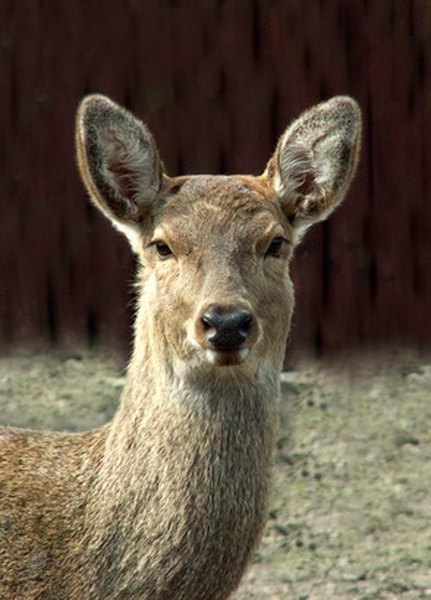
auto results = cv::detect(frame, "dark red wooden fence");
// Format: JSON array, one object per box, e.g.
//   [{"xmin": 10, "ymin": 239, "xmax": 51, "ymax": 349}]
[{"xmin": 1, "ymin": 0, "xmax": 430, "ymax": 356}]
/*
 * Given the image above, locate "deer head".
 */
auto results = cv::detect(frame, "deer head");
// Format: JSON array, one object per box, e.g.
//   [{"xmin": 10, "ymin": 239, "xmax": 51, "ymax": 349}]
[{"xmin": 76, "ymin": 95, "xmax": 361, "ymax": 375}]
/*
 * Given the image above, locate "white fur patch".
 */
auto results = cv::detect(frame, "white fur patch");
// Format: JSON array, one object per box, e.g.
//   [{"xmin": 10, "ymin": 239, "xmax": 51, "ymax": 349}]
[{"xmin": 112, "ymin": 221, "xmax": 142, "ymax": 252}]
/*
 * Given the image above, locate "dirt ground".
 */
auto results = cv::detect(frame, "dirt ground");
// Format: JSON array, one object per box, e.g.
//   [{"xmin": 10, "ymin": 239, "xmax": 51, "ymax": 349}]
[{"xmin": 0, "ymin": 348, "xmax": 430, "ymax": 599}]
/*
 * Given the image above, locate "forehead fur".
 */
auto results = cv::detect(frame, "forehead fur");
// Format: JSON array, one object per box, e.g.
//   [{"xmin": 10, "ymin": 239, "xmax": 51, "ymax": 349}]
[{"xmin": 157, "ymin": 174, "xmax": 286, "ymax": 236}]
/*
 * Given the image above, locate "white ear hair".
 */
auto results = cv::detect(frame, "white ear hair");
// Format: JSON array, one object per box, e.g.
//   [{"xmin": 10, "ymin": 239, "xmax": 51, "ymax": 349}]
[
  {"xmin": 273, "ymin": 141, "xmax": 316, "ymax": 200},
  {"xmin": 99, "ymin": 125, "xmax": 159, "ymax": 207}
]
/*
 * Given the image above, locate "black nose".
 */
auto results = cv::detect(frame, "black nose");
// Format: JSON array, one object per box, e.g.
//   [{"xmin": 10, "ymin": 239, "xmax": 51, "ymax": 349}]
[{"xmin": 201, "ymin": 305, "xmax": 253, "ymax": 352}]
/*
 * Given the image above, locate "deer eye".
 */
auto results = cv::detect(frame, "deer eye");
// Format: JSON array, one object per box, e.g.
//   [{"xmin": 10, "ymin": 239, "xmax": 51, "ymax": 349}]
[
  {"xmin": 265, "ymin": 236, "xmax": 287, "ymax": 258},
  {"xmin": 153, "ymin": 241, "xmax": 174, "ymax": 259}
]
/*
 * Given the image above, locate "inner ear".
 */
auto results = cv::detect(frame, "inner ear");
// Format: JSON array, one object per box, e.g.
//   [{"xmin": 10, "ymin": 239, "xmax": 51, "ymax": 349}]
[
  {"xmin": 102, "ymin": 127, "xmax": 152, "ymax": 205},
  {"xmin": 267, "ymin": 96, "xmax": 362, "ymax": 235}
]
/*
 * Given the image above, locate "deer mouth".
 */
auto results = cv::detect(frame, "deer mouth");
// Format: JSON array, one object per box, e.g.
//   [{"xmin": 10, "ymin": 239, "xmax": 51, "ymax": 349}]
[{"xmin": 204, "ymin": 348, "xmax": 250, "ymax": 367}]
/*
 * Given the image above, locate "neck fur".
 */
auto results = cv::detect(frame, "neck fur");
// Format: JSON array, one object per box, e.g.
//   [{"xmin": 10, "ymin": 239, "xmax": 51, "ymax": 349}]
[{"xmin": 80, "ymin": 297, "xmax": 282, "ymax": 598}]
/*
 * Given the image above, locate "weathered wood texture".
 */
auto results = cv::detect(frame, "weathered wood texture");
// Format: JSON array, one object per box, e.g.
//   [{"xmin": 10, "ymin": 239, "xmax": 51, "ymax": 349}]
[{"xmin": 0, "ymin": 0, "xmax": 430, "ymax": 355}]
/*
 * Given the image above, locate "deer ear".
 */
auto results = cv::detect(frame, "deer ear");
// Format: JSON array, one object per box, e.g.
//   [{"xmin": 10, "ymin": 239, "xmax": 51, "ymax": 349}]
[
  {"xmin": 267, "ymin": 96, "xmax": 362, "ymax": 238},
  {"xmin": 76, "ymin": 94, "xmax": 163, "ymax": 247}
]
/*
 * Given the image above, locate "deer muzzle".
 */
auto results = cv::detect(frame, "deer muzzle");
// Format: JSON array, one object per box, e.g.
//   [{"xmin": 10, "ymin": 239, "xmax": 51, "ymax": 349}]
[{"xmin": 192, "ymin": 302, "xmax": 260, "ymax": 366}]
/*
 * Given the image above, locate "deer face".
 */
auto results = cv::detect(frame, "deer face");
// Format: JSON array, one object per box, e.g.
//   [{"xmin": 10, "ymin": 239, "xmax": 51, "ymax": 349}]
[
  {"xmin": 76, "ymin": 95, "xmax": 361, "ymax": 372},
  {"xmin": 136, "ymin": 174, "xmax": 295, "ymax": 370}
]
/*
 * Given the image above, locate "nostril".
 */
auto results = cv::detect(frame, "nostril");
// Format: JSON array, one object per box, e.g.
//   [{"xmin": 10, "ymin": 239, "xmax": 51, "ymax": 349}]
[
  {"xmin": 201, "ymin": 312, "xmax": 215, "ymax": 331},
  {"xmin": 201, "ymin": 309, "xmax": 220, "ymax": 345},
  {"xmin": 238, "ymin": 311, "xmax": 252, "ymax": 339}
]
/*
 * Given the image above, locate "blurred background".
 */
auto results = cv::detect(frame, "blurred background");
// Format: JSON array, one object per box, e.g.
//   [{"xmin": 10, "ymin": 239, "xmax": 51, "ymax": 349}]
[{"xmin": 0, "ymin": 0, "xmax": 430, "ymax": 359}]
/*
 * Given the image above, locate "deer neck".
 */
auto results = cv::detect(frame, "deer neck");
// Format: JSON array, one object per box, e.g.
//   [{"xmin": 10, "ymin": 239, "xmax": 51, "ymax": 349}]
[
  {"xmin": 104, "ymin": 329, "xmax": 281, "ymax": 498},
  {"xmin": 84, "ymin": 304, "xmax": 281, "ymax": 597}
]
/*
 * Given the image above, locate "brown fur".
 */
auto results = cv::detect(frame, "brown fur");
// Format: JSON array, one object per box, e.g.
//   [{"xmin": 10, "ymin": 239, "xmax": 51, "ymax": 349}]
[{"xmin": 0, "ymin": 96, "xmax": 361, "ymax": 599}]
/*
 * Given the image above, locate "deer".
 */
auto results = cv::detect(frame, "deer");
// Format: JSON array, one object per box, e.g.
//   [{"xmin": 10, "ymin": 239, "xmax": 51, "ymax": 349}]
[{"xmin": 0, "ymin": 94, "xmax": 361, "ymax": 599}]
